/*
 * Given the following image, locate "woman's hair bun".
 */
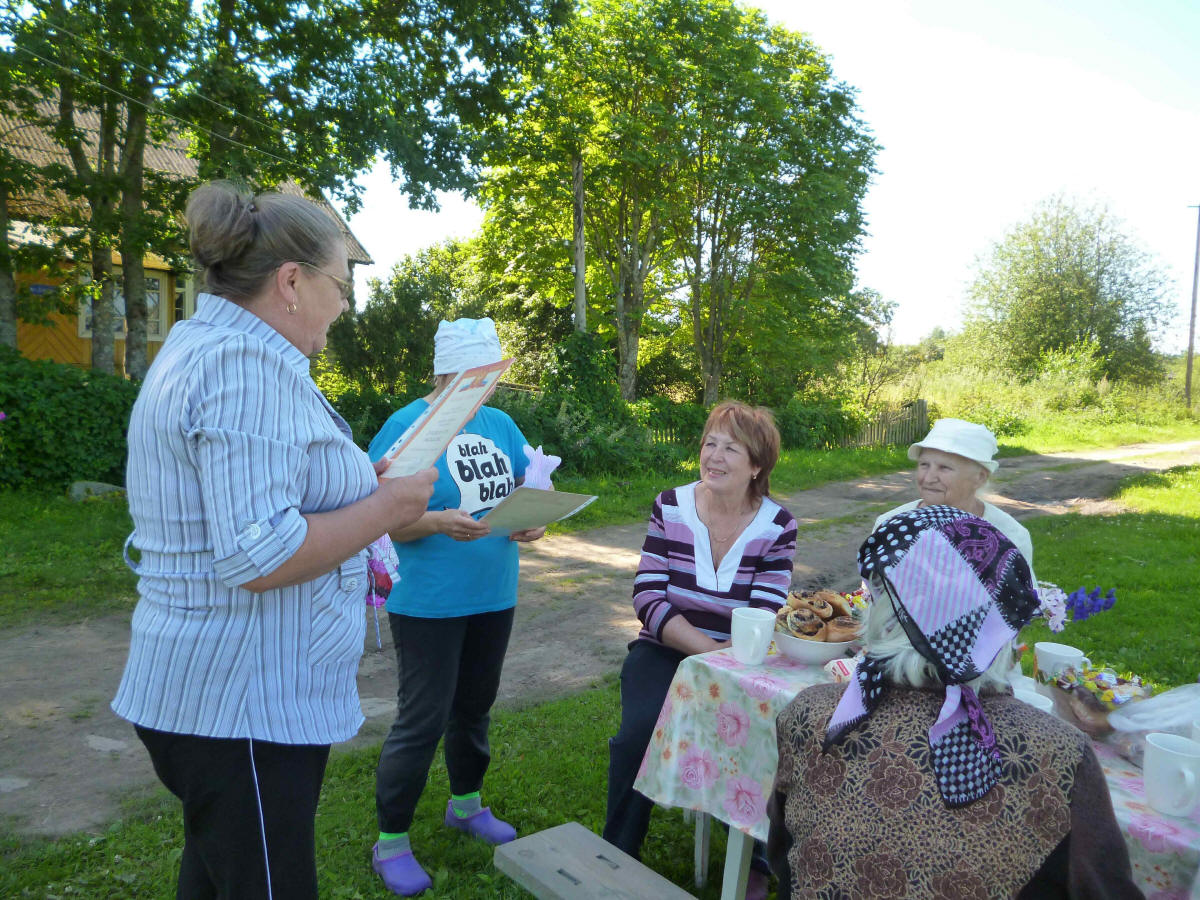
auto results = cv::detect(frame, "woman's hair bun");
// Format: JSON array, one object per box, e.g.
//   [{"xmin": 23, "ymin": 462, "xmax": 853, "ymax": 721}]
[{"xmin": 186, "ymin": 181, "xmax": 257, "ymax": 269}]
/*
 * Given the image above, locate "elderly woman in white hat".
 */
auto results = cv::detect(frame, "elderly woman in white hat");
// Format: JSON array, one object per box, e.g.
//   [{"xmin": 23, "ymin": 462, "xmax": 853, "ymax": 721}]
[
  {"xmin": 873, "ymin": 418, "xmax": 1034, "ymax": 579},
  {"xmin": 366, "ymin": 318, "xmax": 545, "ymax": 896}
]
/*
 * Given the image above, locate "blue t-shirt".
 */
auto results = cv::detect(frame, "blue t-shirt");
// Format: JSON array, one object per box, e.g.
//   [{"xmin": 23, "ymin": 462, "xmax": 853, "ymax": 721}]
[{"xmin": 368, "ymin": 401, "xmax": 529, "ymax": 618}]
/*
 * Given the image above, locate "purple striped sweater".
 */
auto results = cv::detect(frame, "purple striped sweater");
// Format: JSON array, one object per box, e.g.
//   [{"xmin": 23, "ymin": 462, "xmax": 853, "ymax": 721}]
[{"xmin": 633, "ymin": 483, "xmax": 797, "ymax": 646}]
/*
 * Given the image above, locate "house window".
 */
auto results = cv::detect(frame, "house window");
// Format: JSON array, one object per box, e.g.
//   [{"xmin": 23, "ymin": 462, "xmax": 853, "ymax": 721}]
[
  {"xmin": 174, "ymin": 274, "xmax": 197, "ymax": 323},
  {"xmin": 77, "ymin": 269, "xmax": 167, "ymax": 340}
]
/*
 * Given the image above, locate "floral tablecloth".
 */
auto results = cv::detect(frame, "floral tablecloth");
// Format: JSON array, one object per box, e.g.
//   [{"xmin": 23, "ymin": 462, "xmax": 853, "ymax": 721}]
[
  {"xmin": 634, "ymin": 646, "xmax": 1200, "ymax": 898},
  {"xmin": 633, "ymin": 646, "xmax": 829, "ymax": 842},
  {"xmin": 1093, "ymin": 740, "xmax": 1200, "ymax": 900}
]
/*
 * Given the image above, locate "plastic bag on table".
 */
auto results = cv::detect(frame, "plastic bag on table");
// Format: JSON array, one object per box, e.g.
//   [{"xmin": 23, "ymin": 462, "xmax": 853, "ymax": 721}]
[{"xmin": 1104, "ymin": 683, "xmax": 1200, "ymax": 768}]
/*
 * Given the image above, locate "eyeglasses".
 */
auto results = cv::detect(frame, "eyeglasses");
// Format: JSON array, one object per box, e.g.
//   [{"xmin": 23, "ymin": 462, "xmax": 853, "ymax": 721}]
[{"xmin": 295, "ymin": 260, "xmax": 353, "ymax": 301}]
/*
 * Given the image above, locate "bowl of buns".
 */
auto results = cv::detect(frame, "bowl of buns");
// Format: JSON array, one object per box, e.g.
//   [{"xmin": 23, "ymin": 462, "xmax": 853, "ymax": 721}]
[{"xmin": 773, "ymin": 590, "xmax": 860, "ymax": 664}]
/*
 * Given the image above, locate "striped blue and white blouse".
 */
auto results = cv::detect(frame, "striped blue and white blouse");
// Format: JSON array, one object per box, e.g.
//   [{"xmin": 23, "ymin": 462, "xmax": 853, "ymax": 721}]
[{"xmin": 111, "ymin": 293, "xmax": 377, "ymax": 744}]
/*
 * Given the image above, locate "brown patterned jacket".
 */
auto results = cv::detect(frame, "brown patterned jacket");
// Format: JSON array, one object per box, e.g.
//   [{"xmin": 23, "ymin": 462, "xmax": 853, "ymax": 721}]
[{"xmin": 767, "ymin": 683, "xmax": 1144, "ymax": 900}]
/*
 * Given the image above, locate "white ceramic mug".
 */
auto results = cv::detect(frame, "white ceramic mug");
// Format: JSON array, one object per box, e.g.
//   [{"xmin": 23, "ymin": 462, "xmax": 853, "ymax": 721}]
[
  {"xmin": 730, "ymin": 607, "xmax": 775, "ymax": 665},
  {"xmin": 1034, "ymin": 641, "xmax": 1089, "ymax": 683},
  {"xmin": 1143, "ymin": 733, "xmax": 1200, "ymax": 818},
  {"xmin": 1014, "ymin": 688, "xmax": 1054, "ymax": 713}
]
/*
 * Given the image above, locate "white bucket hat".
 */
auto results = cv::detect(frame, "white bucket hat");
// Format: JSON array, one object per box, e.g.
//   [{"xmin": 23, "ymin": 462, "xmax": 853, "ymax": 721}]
[
  {"xmin": 907, "ymin": 418, "xmax": 999, "ymax": 474},
  {"xmin": 433, "ymin": 317, "xmax": 503, "ymax": 375}
]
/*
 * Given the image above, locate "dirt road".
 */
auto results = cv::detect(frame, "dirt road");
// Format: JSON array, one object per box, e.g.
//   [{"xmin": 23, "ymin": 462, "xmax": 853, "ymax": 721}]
[{"xmin": 3, "ymin": 440, "xmax": 1198, "ymax": 836}]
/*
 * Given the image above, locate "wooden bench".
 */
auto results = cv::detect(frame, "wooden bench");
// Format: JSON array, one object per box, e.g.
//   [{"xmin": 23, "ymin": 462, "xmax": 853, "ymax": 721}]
[{"xmin": 494, "ymin": 822, "xmax": 697, "ymax": 899}]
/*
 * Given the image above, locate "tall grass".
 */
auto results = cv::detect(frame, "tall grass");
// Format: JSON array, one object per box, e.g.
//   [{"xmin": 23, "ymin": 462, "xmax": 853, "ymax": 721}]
[{"xmin": 878, "ymin": 353, "xmax": 1198, "ymax": 455}]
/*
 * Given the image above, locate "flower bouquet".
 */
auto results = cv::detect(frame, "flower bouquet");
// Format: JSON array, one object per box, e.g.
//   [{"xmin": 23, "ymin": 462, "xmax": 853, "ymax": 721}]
[{"xmin": 1036, "ymin": 582, "xmax": 1116, "ymax": 633}]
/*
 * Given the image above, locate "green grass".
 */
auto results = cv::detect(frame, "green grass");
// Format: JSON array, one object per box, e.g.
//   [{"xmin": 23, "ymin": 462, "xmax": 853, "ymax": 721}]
[
  {"xmin": 1017, "ymin": 465, "xmax": 1200, "ymax": 687},
  {"xmin": 4, "ymin": 466, "xmax": 1199, "ymax": 896},
  {"xmin": 0, "ymin": 491, "xmax": 137, "ymax": 627},
  {"xmin": 0, "ymin": 679, "xmax": 744, "ymax": 900},
  {"xmin": 997, "ymin": 416, "xmax": 1200, "ymax": 457}
]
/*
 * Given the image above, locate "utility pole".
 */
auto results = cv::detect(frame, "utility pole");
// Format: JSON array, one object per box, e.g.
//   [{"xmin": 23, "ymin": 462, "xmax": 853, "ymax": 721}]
[{"xmin": 1187, "ymin": 205, "xmax": 1199, "ymax": 410}]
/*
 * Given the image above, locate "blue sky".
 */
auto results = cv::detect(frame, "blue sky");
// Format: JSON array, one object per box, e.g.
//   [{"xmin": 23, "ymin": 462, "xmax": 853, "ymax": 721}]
[{"xmin": 342, "ymin": 0, "xmax": 1200, "ymax": 350}]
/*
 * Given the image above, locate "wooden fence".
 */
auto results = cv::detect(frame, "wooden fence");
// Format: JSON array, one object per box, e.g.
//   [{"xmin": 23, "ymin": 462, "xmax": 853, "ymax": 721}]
[
  {"xmin": 647, "ymin": 425, "xmax": 683, "ymax": 445},
  {"xmin": 840, "ymin": 399, "xmax": 928, "ymax": 449}
]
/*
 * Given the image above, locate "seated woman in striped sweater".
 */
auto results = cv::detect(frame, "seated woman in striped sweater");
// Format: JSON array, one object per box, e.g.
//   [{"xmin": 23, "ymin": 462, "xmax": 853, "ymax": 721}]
[{"xmin": 602, "ymin": 401, "xmax": 798, "ymax": 900}]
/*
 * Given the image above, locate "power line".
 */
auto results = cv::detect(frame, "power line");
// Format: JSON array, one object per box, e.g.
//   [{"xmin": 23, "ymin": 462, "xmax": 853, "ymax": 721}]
[
  {"xmin": 0, "ymin": 11, "xmax": 294, "ymax": 144},
  {"xmin": 12, "ymin": 42, "xmax": 303, "ymax": 171}
]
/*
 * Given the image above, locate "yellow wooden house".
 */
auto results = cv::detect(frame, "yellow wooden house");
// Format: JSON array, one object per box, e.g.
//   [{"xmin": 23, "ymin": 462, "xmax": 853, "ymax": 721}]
[{"xmin": 5, "ymin": 107, "xmax": 372, "ymax": 377}]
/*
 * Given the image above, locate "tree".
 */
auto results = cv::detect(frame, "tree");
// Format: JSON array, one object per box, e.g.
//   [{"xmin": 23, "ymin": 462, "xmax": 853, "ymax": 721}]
[
  {"xmin": 480, "ymin": 0, "xmax": 875, "ymax": 403},
  {"xmin": 481, "ymin": 0, "xmax": 688, "ymax": 400},
  {"xmin": 0, "ymin": 47, "xmax": 64, "ymax": 349},
  {"xmin": 4, "ymin": 0, "xmax": 565, "ymax": 376},
  {"xmin": 2, "ymin": 0, "xmax": 194, "ymax": 375},
  {"xmin": 965, "ymin": 196, "xmax": 1172, "ymax": 383},
  {"xmin": 665, "ymin": 1, "xmax": 875, "ymax": 404},
  {"xmin": 325, "ymin": 242, "xmax": 486, "ymax": 396}
]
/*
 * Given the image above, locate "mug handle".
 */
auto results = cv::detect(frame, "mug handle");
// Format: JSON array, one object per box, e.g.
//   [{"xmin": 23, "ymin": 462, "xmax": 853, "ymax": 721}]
[
  {"xmin": 1080, "ymin": 656, "xmax": 1090, "ymax": 669},
  {"xmin": 1180, "ymin": 768, "xmax": 1198, "ymax": 813}
]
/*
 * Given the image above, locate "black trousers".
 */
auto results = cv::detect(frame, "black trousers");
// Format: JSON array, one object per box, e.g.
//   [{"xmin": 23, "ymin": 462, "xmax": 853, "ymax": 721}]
[
  {"xmin": 603, "ymin": 640, "xmax": 768, "ymax": 872},
  {"xmin": 135, "ymin": 725, "xmax": 330, "ymax": 900},
  {"xmin": 375, "ymin": 607, "xmax": 515, "ymax": 834}
]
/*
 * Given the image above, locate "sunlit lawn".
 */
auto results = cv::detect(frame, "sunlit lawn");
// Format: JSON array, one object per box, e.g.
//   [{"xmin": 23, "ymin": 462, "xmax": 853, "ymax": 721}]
[
  {"xmin": 0, "ymin": 679, "xmax": 747, "ymax": 900},
  {"xmin": 1017, "ymin": 465, "xmax": 1200, "ymax": 687},
  {"xmin": 1, "ymin": 466, "xmax": 1197, "ymax": 897}
]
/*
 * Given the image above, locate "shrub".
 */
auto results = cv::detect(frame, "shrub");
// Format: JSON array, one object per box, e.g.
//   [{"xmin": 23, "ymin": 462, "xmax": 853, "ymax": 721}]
[
  {"xmin": 775, "ymin": 398, "xmax": 863, "ymax": 449},
  {"xmin": 628, "ymin": 397, "xmax": 708, "ymax": 445},
  {"xmin": 950, "ymin": 394, "xmax": 1030, "ymax": 437},
  {"xmin": 493, "ymin": 388, "xmax": 685, "ymax": 477},
  {"xmin": 0, "ymin": 347, "xmax": 140, "ymax": 490},
  {"xmin": 328, "ymin": 384, "xmax": 412, "ymax": 449}
]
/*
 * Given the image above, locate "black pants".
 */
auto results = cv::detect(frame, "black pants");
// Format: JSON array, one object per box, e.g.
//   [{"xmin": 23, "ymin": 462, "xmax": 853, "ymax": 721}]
[
  {"xmin": 603, "ymin": 640, "xmax": 768, "ymax": 872},
  {"xmin": 135, "ymin": 725, "xmax": 330, "ymax": 900},
  {"xmin": 375, "ymin": 607, "xmax": 515, "ymax": 833}
]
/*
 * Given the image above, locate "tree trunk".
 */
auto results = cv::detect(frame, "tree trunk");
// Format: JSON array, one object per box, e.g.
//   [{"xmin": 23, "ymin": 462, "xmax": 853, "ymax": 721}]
[
  {"xmin": 615, "ymin": 285, "xmax": 639, "ymax": 400},
  {"xmin": 120, "ymin": 97, "xmax": 149, "ymax": 380},
  {"xmin": 571, "ymin": 155, "xmax": 586, "ymax": 333},
  {"xmin": 59, "ymin": 73, "xmax": 120, "ymax": 373},
  {"xmin": 0, "ymin": 187, "xmax": 17, "ymax": 349},
  {"xmin": 90, "ymin": 247, "xmax": 116, "ymax": 374},
  {"xmin": 703, "ymin": 355, "xmax": 722, "ymax": 406}
]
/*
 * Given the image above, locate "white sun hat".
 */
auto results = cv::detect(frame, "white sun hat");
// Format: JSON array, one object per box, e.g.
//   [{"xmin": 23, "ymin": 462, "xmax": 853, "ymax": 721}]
[
  {"xmin": 907, "ymin": 418, "xmax": 999, "ymax": 474},
  {"xmin": 433, "ymin": 317, "xmax": 503, "ymax": 375}
]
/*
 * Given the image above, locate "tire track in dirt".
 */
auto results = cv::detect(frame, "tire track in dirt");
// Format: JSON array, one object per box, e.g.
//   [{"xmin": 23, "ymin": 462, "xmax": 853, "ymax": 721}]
[{"xmin": 2, "ymin": 440, "xmax": 1197, "ymax": 836}]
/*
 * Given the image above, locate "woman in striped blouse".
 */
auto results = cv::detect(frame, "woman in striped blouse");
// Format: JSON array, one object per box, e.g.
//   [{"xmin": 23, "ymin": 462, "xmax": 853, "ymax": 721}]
[
  {"xmin": 112, "ymin": 182, "xmax": 436, "ymax": 900},
  {"xmin": 603, "ymin": 401, "xmax": 797, "ymax": 900}
]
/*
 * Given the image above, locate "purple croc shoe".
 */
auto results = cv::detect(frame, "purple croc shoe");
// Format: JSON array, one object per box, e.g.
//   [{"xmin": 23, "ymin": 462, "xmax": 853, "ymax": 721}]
[
  {"xmin": 372, "ymin": 843, "xmax": 432, "ymax": 897},
  {"xmin": 443, "ymin": 801, "xmax": 517, "ymax": 844}
]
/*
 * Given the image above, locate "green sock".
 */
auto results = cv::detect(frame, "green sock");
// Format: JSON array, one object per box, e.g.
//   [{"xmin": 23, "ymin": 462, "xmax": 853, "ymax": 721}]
[
  {"xmin": 450, "ymin": 791, "xmax": 482, "ymax": 818},
  {"xmin": 376, "ymin": 831, "xmax": 411, "ymax": 858}
]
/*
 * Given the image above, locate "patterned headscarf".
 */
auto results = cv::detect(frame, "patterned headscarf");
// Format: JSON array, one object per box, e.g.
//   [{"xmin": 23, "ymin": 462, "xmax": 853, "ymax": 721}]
[{"xmin": 824, "ymin": 506, "xmax": 1039, "ymax": 806}]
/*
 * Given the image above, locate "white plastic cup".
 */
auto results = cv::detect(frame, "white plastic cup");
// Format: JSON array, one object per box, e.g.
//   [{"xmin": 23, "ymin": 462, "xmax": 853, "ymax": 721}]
[
  {"xmin": 730, "ymin": 607, "xmax": 775, "ymax": 665},
  {"xmin": 1033, "ymin": 642, "xmax": 1090, "ymax": 683},
  {"xmin": 1143, "ymin": 733, "xmax": 1200, "ymax": 818},
  {"xmin": 1014, "ymin": 688, "xmax": 1054, "ymax": 713}
]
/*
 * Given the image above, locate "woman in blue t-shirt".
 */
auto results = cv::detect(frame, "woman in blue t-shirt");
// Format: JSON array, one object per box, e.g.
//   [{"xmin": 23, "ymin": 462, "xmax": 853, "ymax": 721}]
[{"xmin": 367, "ymin": 318, "xmax": 545, "ymax": 897}]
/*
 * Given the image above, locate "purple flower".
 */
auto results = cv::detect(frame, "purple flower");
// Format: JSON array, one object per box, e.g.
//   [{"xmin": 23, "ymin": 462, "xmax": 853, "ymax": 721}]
[
  {"xmin": 0, "ymin": 411, "xmax": 7, "ymax": 421},
  {"xmin": 1065, "ymin": 586, "xmax": 1116, "ymax": 622}
]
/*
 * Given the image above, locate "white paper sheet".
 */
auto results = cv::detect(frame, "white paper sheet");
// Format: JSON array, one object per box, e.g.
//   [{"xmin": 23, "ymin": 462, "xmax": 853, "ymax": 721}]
[
  {"xmin": 481, "ymin": 486, "xmax": 597, "ymax": 533},
  {"xmin": 378, "ymin": 358, "xmax": 514, "ymax": 478}
]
